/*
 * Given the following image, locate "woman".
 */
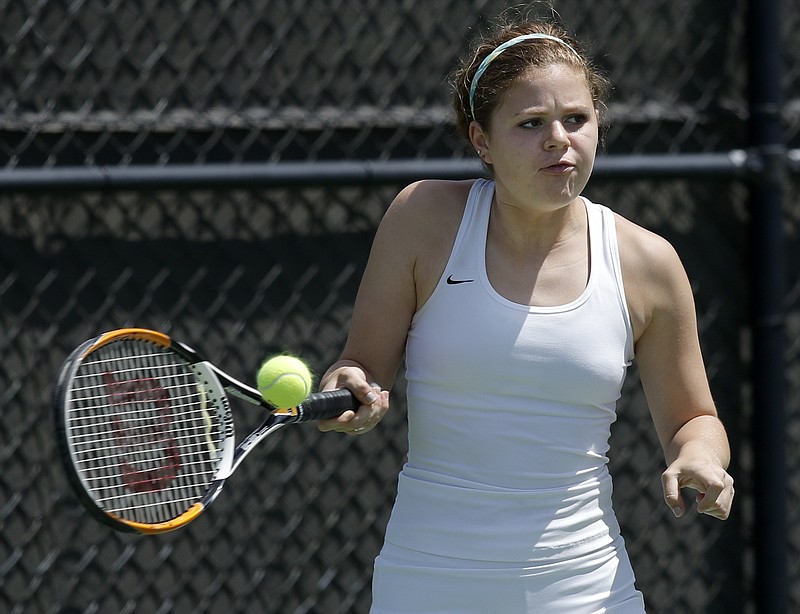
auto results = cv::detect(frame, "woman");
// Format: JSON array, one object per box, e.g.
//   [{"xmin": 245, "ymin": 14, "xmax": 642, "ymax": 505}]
[{"xmin": 318, "ymin": 17, "xmax": 734, "ymax": 613}]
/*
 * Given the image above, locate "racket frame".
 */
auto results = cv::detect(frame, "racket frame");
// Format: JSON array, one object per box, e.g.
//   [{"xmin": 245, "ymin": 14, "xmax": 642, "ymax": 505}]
[{"xmin": 54, "ymin": 328, "xmax": 355, "ymax": 534}]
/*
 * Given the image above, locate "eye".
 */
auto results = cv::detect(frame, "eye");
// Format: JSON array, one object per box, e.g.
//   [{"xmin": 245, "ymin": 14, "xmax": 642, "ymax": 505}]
[
  {"xmin": 518, "ymin": 118, "xmax": 544, "ymax": 129},
  {"xmin": 565, "ymin": 113, "xmax": 590, "ymax": 126}
]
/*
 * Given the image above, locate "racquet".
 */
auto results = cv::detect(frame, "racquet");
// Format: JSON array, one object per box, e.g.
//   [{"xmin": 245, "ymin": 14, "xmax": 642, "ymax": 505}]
[{"xmin": 53, "ymin": 327, "xmax": 357, "ymax": 535}]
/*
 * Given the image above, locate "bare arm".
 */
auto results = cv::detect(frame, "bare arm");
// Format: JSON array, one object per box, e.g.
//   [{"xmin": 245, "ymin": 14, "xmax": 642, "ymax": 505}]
[
  {"xmin": 619, "ymin": 216, "xmax": 734, "ymax": 519},
  {"xmin": 318, "ymin": 180, "xmax": 469, "ymax": 434}
]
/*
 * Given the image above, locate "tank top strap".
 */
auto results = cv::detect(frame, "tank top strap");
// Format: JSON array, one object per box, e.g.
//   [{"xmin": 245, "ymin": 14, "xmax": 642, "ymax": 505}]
[
  {"xmin": 585, "ymin": 198, "xmax": 635, "ymax": 360},
  {"xmin": 446, "ymin": 178, "xmax": 494, "ymax": 279}
]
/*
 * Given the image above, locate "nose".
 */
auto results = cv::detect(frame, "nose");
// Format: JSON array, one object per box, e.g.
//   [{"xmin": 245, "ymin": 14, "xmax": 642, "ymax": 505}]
[{"xmin": 545, "ymin": 121, "xmax": 569, "ymax": 149}]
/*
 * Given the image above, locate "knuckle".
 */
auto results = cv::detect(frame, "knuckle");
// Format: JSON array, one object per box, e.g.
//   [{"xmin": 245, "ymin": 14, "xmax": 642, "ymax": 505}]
[{"xmin": 707, "ymin": 476, "xmax": 727, "ymax": 493}]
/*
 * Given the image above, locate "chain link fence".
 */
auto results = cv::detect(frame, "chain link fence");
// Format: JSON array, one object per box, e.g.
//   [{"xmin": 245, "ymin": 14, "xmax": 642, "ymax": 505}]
[
  {"xmin": 2, "ymin": 0, "xmax": 789, "ymax": 167},
  {"xmin": 1, "ymin": 0, "xmax": 799, "ymax": 612}
]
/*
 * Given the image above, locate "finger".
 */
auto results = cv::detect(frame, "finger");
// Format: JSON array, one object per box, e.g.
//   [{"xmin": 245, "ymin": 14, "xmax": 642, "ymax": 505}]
[
  {"xmin": 348, "ymin": 381, "xmax": 377, "ymax": 406},
  {"xmin": 329, "ymin": 378, "xmax": 378, "ymax": 408},
  {"xmin": 661, "ymin": 470, "xmax": 685, "ymax": 518},
  {"xmin": 696, "ymin": 474, "xmax": 735, "ymax": 520},
  {"xmin": 317, "ymin": 378, "xmax": 379, "ymax": 431},
  {"xmin": 317, "ymin": 409, "xmax": 357, "ymax": 432},
  {"xmin": 695, "ymin": 480, "xmax": 724, "ymax": 514},
  {"xmin": 319, "ymin": 381, "xmax": 388, "ymax": 434},
  {"xmin": 345, "ymin": 389, "xmax": 390, "ymax": 436}
]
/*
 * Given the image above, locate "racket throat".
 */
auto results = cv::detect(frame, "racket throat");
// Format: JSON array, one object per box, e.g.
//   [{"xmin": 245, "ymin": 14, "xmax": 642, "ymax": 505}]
[{"xmin": 228, "ymin": 420, "xmax": 288, "ymax": 476}]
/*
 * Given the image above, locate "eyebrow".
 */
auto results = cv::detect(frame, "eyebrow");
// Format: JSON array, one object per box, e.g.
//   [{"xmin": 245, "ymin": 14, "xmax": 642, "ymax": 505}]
[{"xmin": 512, "ymin": 104, "xmax": 593, "ymax": 118}]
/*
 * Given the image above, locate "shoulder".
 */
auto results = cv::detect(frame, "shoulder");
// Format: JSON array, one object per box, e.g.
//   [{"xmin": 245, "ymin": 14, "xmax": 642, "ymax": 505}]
[
  {"xmin": 612, "ymin": 212, "xmax": 693, "ymax": 339},
  {"xmin": 375, "ymin": 179, "xmax": 475, "ymax": 263},
  {"xmin": 614, "ymin": 212, "xmax": 683, "ymax": 275},
  {"xmin": 376, "ymin": 179, "xmax": 477, "ymax": 310},
  {"xmin": 383, "ymin": 179, "xmax": 475, "ymax": 227}
]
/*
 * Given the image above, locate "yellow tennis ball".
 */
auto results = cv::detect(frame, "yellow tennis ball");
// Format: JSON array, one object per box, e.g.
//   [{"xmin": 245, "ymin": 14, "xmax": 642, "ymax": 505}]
[{"xmin": 256, "ymin": 355, "xmax": 313, "ymax": 409}]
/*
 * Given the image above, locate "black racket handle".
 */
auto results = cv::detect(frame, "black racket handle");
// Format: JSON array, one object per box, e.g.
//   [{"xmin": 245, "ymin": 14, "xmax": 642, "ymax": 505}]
[{"xmin": 295, "ymin": 388, "xmax": 360, "ymax": 421}]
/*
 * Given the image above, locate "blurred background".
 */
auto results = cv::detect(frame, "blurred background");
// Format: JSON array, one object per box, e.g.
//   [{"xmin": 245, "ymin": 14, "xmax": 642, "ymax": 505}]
[{"xmin": 0, "ymin": 0, "xmax": 798, "ymax": 612}]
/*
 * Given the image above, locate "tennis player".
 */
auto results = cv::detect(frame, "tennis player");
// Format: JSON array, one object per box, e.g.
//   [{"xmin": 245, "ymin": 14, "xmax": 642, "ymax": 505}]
[{"xmin": 319, "ymin": 15, "xmax": 734, "ymax": 613}]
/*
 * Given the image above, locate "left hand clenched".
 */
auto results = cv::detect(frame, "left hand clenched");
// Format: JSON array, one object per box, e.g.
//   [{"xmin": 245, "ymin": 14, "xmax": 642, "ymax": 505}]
[{"xmin": 661, "ymin": 459, "xmax": 735, "ymax": 520}]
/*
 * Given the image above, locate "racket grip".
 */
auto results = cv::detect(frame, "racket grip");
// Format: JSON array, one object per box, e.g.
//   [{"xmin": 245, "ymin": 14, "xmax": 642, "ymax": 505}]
[{"xmin": 296, "ymin": 388, "xmax": 359, "ymax": 421}]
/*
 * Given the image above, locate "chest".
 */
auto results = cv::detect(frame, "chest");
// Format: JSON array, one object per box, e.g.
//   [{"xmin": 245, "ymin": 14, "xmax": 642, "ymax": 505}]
[
  {"xmin": 407, "ymin": 283, "xmax": 631, "ymax": 407},
  {"xmin": 484, "ymin": 211, "xmax": 591, "ymax": 308},
  {"xmin": 485, "ymin": 244, "xmax": 590, "ymax": 307}
]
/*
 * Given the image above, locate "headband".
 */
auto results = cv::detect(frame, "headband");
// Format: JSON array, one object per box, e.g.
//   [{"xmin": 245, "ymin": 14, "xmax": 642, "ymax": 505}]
[{"xmin": 468, "ymin": 33, "xmax": 583, "ymax": 119}]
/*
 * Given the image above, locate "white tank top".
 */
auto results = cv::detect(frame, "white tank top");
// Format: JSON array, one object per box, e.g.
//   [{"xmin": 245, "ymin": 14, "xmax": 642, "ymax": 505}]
[{"xmin": 386, "ymin": 178, "xmax": 635, "ymax": 563}]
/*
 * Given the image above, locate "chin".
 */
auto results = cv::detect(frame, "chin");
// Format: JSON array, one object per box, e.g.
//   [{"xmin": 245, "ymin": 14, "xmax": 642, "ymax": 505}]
[
  {"xmin": 559, "ymin": 174, "xmax": 590, "ymax": 202},
  {"xmin": 543, "ymin": 182, "xmax": 583, "ymax": 206}
]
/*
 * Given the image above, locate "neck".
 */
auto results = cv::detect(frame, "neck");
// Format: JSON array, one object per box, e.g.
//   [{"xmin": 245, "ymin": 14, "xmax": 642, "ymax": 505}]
[{"xmin": 489, "ymin": 196, "xmax": 586, "ymax": 253}]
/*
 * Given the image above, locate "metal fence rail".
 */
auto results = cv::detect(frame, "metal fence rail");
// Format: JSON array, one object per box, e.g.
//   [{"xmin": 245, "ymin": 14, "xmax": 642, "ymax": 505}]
[
  {"xmin": 1, "ymin": 149, "xmax": 797, "ymax": 192},
  {"xmin": 1, "ymin": 0, "xmax": 799, "ymax": 613}
]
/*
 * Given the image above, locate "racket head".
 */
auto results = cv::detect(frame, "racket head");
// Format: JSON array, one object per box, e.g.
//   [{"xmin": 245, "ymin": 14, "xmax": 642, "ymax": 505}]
[{"xmin": 53, "ymin": 328, "xmax": 234, "ymax": 534}]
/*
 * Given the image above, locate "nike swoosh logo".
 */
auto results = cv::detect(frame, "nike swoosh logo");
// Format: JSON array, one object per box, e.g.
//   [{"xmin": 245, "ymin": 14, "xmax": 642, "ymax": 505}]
[{"xmin": 446, "ymin": 275, "xmax": 474, "ymax": 285}]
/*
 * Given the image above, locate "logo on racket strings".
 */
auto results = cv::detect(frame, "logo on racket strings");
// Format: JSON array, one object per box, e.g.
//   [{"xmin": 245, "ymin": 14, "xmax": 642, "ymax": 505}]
[{"xmin": 104, "ymin": 373, "xmax": 182, "ymax": 493}]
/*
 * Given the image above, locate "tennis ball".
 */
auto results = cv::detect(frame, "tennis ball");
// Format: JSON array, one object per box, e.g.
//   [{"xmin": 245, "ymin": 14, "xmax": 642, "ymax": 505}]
[{"xmin": 256, "ymin": 354, "xmax": 313, "ymax": 409}]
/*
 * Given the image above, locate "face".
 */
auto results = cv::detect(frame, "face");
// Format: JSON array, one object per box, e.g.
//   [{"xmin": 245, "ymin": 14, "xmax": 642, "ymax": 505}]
[{"xmin": 470, "ymin": 63, "xmax": 599, "ymax": 211}]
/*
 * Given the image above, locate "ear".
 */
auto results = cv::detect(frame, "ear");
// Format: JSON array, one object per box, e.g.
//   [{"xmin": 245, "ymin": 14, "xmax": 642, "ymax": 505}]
[{"xmin": 468, "ymin": 121, "xmax": 492, "ymax": 164}]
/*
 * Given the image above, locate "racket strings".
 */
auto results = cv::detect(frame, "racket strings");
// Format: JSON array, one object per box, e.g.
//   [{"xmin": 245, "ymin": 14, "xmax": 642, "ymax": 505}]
[{"xmin": 65, "ymin": 339, "xmax": 225, "ymax": 524}]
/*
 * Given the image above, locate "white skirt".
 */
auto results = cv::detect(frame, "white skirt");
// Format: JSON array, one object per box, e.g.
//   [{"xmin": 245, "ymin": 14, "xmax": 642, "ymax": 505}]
[{"xmin": 370, "ymin": 536, "xmax": 646, "ymax": 613}]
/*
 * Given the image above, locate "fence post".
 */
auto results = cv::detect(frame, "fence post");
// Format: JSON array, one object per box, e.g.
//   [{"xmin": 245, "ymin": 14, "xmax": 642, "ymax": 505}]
[{"xmin": 747, "ymin": 0, "xmax": 787, "ymax": 611}]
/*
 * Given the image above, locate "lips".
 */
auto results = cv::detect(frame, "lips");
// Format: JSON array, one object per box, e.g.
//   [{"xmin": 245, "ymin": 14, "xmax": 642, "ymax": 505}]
[{"xmin": 541, "ymin": 161, "xmax": 576, "ymax": 174}]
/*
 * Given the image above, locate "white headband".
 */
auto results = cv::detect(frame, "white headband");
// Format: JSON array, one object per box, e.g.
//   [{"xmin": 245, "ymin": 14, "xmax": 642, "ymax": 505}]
[{"xmin": 468, "ymin": 33, "xmax": 582, "ymax": 119}]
